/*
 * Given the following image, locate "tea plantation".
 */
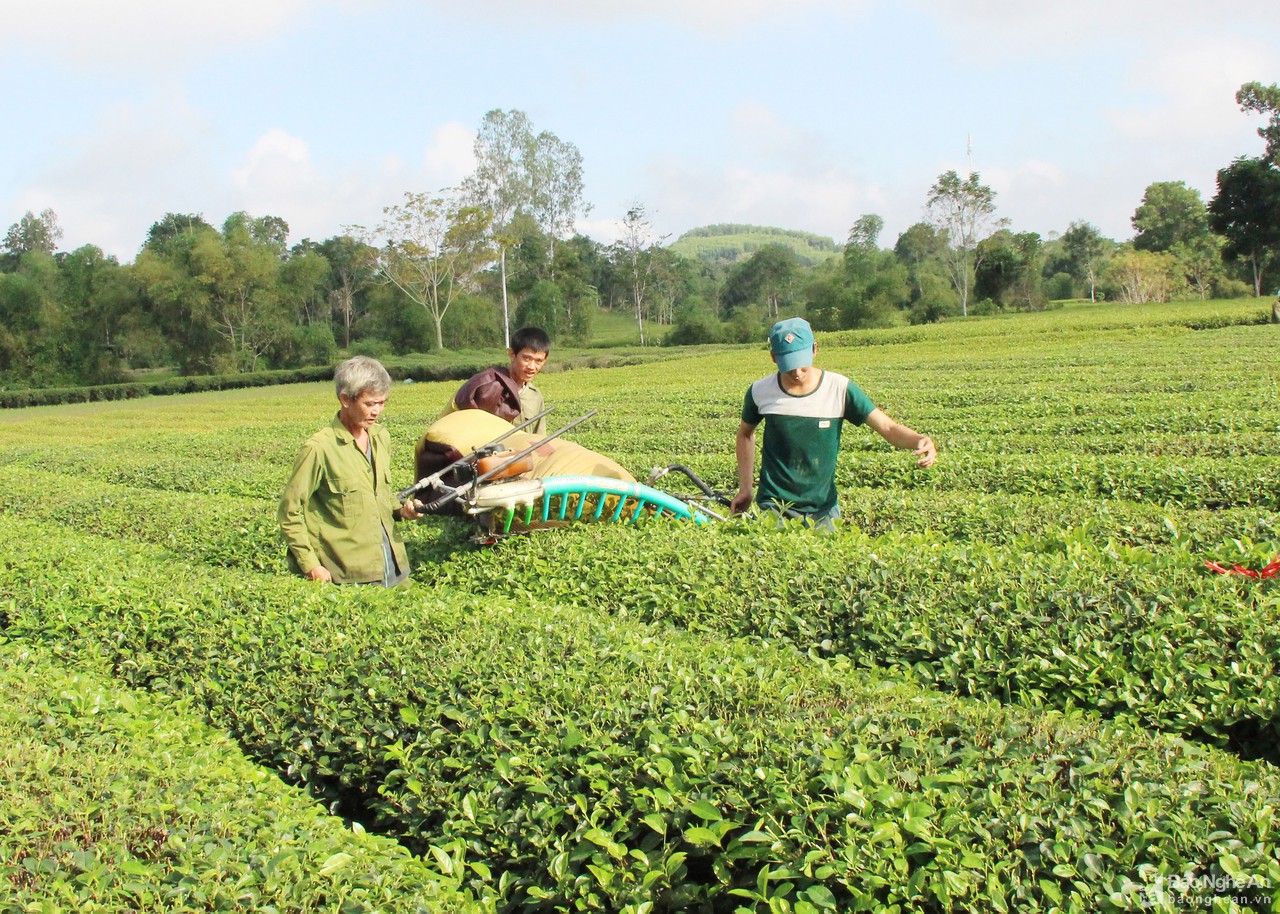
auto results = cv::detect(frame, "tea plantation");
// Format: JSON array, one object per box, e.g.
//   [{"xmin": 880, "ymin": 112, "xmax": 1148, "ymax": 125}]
[{"xmin": 1, "ymin": 299, "xmax": 1277, "ymax": 913}]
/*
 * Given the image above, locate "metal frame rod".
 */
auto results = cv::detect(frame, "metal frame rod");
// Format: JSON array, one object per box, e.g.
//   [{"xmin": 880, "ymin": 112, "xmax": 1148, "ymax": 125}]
[
  {"xmin": 396, "ymin": 406, "xmax": 554, "ymax": 501},
  {"xmin": 419, "ymin": 409, "xmax": 598, "ymax": 513}
]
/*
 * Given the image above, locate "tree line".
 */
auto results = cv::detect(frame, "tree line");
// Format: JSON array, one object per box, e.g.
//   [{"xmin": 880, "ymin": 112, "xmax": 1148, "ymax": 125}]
[{"xmin": 2, "ymin": 84, "xmax": 1277, "ymax": 390}]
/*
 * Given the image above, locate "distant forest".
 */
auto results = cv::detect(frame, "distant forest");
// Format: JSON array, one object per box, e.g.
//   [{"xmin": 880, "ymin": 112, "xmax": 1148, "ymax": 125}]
[{"xmin": 2, "ymin": 84, "xmax": 1278, "ymax": 391}]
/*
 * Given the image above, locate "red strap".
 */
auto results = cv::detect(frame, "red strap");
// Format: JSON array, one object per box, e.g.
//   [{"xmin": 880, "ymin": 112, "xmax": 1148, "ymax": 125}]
[{"xmin": 1205, "ymin": 555, "xmax": 1280, "ymax": 579}]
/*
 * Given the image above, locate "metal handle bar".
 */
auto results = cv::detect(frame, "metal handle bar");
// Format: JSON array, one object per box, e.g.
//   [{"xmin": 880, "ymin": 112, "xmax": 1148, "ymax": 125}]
[
  {"xmin": 396, "ymin": 406, "xmax": 554, "ymax": 502},
  {"xmin": 419, "ymin": 409, "xmax": 598, "ymax": 513},
  {"xmin": 648, "ymin": 464, "xmax": 732, "ymax": 505},
  {"xmin": 647, "ymin": 463, "xmax": 805, "ymax": 520}
]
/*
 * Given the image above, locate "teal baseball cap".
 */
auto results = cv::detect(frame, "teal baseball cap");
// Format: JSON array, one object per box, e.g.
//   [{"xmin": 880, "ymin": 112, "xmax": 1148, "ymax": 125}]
[{"xmin": 769, "ymin": 317, "xmax": 815, "ymax": 371}]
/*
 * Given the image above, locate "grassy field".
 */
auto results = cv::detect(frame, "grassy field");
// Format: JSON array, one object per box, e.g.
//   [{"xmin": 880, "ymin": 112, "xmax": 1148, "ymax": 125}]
[
  {"xmin": 1, "ymin": 298, "xmax": 1278, "ymax": 912},
  {"xmin": 669, "ymin": 226, "xmax": 841, "ymax": 267},
  {"xmin": 582, "ymin": 307, "xmax": 672, "ymax": 347}
]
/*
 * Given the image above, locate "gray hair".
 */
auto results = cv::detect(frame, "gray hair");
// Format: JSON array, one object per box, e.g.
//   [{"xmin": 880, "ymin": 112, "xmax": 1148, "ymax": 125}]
[{"xmin": 334, "ymin": 356, "xmax": 392, "ymax": 400}]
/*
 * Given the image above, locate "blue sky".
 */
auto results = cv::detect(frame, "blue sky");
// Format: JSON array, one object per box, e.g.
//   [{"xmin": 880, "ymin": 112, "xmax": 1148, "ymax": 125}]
[{"xmin": 3, "ymin": 0, "xmax": 1276, "ymax": 259}]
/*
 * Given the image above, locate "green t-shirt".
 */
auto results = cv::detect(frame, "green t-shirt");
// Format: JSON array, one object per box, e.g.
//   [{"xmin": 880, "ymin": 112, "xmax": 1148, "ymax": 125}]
[
  {"xmin": 741, "ymin": 370, "xmax": 876, "ymax": 516},
  {"xmin": 518, "ymin": 382, "xmax": 546, "ymax": 434}
]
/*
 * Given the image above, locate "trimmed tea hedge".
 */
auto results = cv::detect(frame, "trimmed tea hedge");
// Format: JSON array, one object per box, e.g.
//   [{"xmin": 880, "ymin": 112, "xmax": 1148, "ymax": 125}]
[
  {"xmin": 0, "ymin": 641, "xmax": 482, "ymax": 913},
  {"xmin": 428, "ymin": 522, "xmax": 1280, "ymax": 760},
  {"xmin": 1, "ymin": 462, "xmax": 1276, "ymax": 759},
  {"xmin": 1, "ymin": 463, "xmax": 1275, "ymax": 580},
  {"xmin": 604, "ymin": 451, "xmax": 1280, "ymax": 512},
  {"xmin": 0, "ymin": 354, "xmax": 512, "ymax": 409},
  {"xmin": 1, "ymin": 517, "xmax": 1277, "ymax": 912},
  {"xmin": 0, "ymin": 344, "xmax": 734, "ymax": 409}
]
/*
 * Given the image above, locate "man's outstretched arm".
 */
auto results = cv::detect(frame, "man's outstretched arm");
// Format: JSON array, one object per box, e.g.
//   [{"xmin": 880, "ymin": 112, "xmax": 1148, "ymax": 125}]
[{"xmin": 865, "ymin": 408, "xmax": 936, "ymax": 468}]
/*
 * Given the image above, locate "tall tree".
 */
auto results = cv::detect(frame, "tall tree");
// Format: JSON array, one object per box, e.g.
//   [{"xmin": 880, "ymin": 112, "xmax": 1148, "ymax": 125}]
[
  {"xmin": 550, "ymin": 238, "xmax": 601, "ymax": 342},
  {"xmin": 1061, "ymin": 221, "xmax": 1108, "ymax": 302},
  {"xmin": 1103, "ymin": 249, "xmax": 1178, "ymax": 304},
  {"xmin": 844, "ymin": 215, "xmax": 888, "ymax": 294},
  {"xmin": 1236, "ymin": 81, "xmax": 1280, "ymax": 164},
  {"xmin": 463, "ymin": 109, "xmax": 535, "ymax": 348},
  {"xmin": 925, "ymin": 171, "xmax": 1004, "ymax": 317},
  {"xmin": 313, "ymin": 235, "xmax": 378, "ymax": 348},
  {"xmin": 197, "ymin": 215, "xmax": 292, "ymax": 371},
  {"xmin": 529, "ymin": 130, "xmax": 590, "ymax": 269},
  {"xmin": 3, "ymin": 209, "xmax": 62, "ymax": 260},
  {"xmin": 1208, "ymin": 156, "xmax": 1280, "ymax": 296},
  {"xmin": 135, "ymin": 213, "xmax": 293, "ymax": 372},
  {"xmin": 367, "ymin": 190, "xmax": 493, "ymax": 351},
  {"xmin": 223, "ymin": 212, "xmax": 290, "ymax": 253},
  {"xmin": 722, "ymin": 244, "xmax": 799, "ymax": 319},
  {"xmin": 611, "ymin": 204, "xmax": 667, "ymax": 345},
  {"xmin": 0, "ymin": 252, "xmax": 66, "ymax": 384},
  {"xmin": 57, "ymin": 245, "xmax": 135, "ymax": 383},
  {"xmin": 280, "ymin": 249, "xmax": 331, "ymax": 326},
  {"xmin": 1131, "ymin": 181, "xmax": 1209, "ymax": 252},
  {"xmin": 1170, "ymin": 234, "xmax": 1224, "ymax": 300},
  {"xmin": 975, "ymin": 230, "xmax": 1046, "ymax": 310},
  {"xmin": 143, "ymin": 213, "xmax": 214, "ymax": 254},
  {"xmin": 646, "ymin": 247, "xmax": 698, "ymax": 328},
  {"xmin": 846, "ymin": 214, "xmax": 884, "ymax": 252},
  {"xmin": 893, "ymin": 222, "xmax": 946, "ymax": 301},
  {"xmin": 134, "ymin": 220, "xmax": 218, "ymax": 372},
  {"xmin": 463, "ymin": 110, "xmax": 592, "ymax": 345},
  {"xmin": 502, "ymin": 212, "xmax": 552, "ymax": 299},
  {"xmin": 816, "ymin": 217, "xmax": 910, "ymax": 329}
]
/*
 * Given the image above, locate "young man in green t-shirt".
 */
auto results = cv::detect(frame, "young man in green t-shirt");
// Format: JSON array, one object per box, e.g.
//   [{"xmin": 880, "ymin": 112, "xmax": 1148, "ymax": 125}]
[{"xmin": 731, "ymin": 317, "xmax": 936, "ymax": 526}]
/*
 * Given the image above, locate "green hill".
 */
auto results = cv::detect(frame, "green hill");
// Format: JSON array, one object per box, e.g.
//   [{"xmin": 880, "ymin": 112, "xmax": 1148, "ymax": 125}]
[{"xmin": 669, "ymin": 223, "xmax": 840, "ymax": 267}]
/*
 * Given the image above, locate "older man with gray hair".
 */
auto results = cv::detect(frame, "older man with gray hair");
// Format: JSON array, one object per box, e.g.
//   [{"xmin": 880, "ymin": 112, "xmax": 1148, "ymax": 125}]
[{"xmin": 279, "ymin": 356, "xmax": 420, "ymax": 585}]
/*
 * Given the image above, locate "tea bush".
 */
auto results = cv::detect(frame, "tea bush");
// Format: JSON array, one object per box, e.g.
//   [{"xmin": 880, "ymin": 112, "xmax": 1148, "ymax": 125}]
[
  {"xmin": 429, "ymin": 522, "xmax": 1280, "ymax": 759},
  {"xmin": 1, "ymin": 517, "xmax": 1278, "ymax": 911},
  {"xmin": 1, "ymin": 463, "xmax": 1275, "ymax": 576},
  {"xmin": 1, "ymin": 299, "xmax": 1277, "ymax": 911},
  {"xmin": 0, "ymin": 641, "xmax": 482, "ymax": 913},
  {"xmin": 2, "ymin": 464, "xmax": 1276, "ymax": 759}
]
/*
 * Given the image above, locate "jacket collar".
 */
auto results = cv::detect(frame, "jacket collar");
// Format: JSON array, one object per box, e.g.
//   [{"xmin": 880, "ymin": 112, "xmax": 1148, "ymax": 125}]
[
  {"xmin": 330, "ymin": 412, "xmax": 369, "ymax": 446},
  {"xmin": 494, "ymin": 365, "xmax": 526, "ymax": 394}
]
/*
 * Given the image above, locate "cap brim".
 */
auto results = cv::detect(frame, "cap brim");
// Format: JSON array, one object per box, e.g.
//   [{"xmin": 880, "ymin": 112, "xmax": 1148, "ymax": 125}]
[{"xmin": 774, "ymin": 348, "xmax": 813, "ymax": 372}]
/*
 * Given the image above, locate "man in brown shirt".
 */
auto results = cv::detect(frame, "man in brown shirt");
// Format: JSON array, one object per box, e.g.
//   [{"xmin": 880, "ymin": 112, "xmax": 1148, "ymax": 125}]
[{"xmin": 448, "ymin": 326, "xmax": 550, "ymax": 433}]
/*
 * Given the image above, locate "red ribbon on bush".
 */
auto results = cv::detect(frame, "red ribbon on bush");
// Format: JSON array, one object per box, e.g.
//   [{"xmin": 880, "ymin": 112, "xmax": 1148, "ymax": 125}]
[{"xmin": 1205, "ymin": 556, "xmax": 1280, "ymax": 579}]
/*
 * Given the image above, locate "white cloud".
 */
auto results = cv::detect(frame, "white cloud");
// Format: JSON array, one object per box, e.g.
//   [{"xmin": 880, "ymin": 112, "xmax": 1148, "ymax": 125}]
[
  {"xmin": 7, "ymin": 106, "xmax": 482, "ymax": 259},
  {"xmin": 422, "ymin": 122, "xmax": 477, "ymax": 184},
  {"xmin": 623, "ymin": 102, "xmax": 883, "ymax": 241},
  {"xmin": 575, "ymin": 216, "xmax": 627, "ymax": 246},
  {"xmin": 983, "ymin": 159, "xmax": 1065, "ymax": 194},
  {"xmin": 229, "ymin": 121, "xmax": 478, "ymax": 244},
  {"xmin": 0, "ymin": 0, "xmax": 312, "ymax": 68},
  {"xmin": 229, "ymin": 129, "xmax": 330, "ymax": 238},
  {"xmin": 982, "ymin": 160, "xmax": 1089, "ymax": 236},
  {"xmin": 6, "ymin": 91, "xmax": 217, "ymax": 257},
  {"xmin": 899, "ymin": 3, "xmax": 1277, "ymax": 240},
  {"xmin": 426, "ymin": 0, "xmax": 869, "ymax": 32},
  {"xmin": 919, "ymin": 0, "xmax": 1278, "ymax": 55},
  {"xmin": 1107, "ymin": 37, "xmax": 1271, "ymax": 150},
  {"xmin": 644, "ymin": 158, "xmax": 877, "ymax": 243},
  {"xmin": 727, "ymin": 103, "xmax": 831, "ymax": 168},
  {"xmin": 233, "ymin": 130, "xmax": 318, "ymax": 194}
]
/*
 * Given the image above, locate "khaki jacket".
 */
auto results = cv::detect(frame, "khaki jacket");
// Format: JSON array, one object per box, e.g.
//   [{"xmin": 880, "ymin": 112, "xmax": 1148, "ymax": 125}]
[{"xmin": 278, "ymin": 415, "xmax": 409, "ymax": 583}]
